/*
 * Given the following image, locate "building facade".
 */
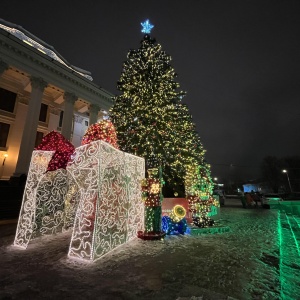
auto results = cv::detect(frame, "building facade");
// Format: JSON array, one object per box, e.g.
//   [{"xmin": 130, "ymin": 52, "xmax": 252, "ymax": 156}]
[{"xmin": 0, "ymin": 18, "xmax": 114, "ymax": 181}]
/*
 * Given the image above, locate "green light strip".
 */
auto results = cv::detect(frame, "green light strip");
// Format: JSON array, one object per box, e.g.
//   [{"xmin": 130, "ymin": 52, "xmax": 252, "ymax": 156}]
[
  {"xmin": 285, "ymin": 214, "xmax": 300, "ymax": 256},
  {"xmin": 278, "ymin": 210, "xmax": 283, "ymax": 300}
]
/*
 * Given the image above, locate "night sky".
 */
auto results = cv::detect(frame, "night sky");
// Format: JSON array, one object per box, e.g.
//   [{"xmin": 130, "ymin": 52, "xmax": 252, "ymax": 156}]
[{"xmin": 2, "ymin": 0, "xmax": 300, "ymax": 181}]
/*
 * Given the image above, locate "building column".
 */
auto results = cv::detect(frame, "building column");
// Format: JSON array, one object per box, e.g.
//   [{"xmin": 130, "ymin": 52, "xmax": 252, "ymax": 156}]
[
  {"xmin": 89, "ymin": 103, "xmax": 100, "ymax": 125},
  {"xmin": 61, "ymin": 92, "xmax": 77, "ymax": 141},
  {"xmin": 0, "ymin": 59, "xmax": 8, "ymax": 75},
  {"xmin": 13, "ymin": 76, "xmax": 47, "ymax": 178}
]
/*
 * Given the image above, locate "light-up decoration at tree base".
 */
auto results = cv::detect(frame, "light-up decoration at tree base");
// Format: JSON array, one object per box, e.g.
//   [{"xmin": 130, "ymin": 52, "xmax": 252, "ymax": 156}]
[
  {"xmin": 184, "ymin": 164, "xmax": 218, "ymax": 228},
  {"xmin": 162, "ymin": 216, "xmax": 187, "ymax": 235},
  {"xmin": 81, "ymin": 119, "xmax": 119, "ymax": 149},
  {"xmin": 35, "ymin": 130, "xmax": 75, "ymax": 171},
  {"xmin": 138, "ymin": 167, "xmax": 166, "ymax": 240},
  {"xmin": 14, "ymin": 131, "xmax": 75, "ymax": 249},
  {"xmin": 14, "ymin": 150, "xmax": 70, "ymax": 248},
  {"xmin": 67, "ymin": 140, "xmax": 145, "ymax": 261},
  {"xmin": 14, "ymin": 137, "xmax": 145, "ymax": 261},
  {"xmin": 161, "ymin": 205, "xmax": 187, "ymax": 235}
]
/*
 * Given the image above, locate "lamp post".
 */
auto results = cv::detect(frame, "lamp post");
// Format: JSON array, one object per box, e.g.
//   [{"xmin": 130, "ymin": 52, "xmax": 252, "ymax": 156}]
[{"xmin": 282, "ymin": 169, "xmax": 292, "ymax": 192}]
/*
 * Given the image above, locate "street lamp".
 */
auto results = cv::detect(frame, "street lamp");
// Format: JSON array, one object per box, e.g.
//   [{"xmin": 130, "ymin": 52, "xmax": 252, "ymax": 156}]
[
  {"xmin": 213, "ymin": 177, "xmax": 218, "ymax": 186},
  {"xmin": 282, "ymin": 169, "xmax": 292, "ymax": 192}
]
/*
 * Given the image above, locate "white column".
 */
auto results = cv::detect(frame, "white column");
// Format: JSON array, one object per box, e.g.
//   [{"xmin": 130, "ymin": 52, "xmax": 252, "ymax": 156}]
[
  {"xmin": 89, "ymin": 103, "xmax": 100, "ymax": 125},
  {"xmin": 0, "ymin": 59, "xmax": 8, "ymax": 75},
  {"xmin": 61, "ymin": 92, "xmax": 77, "ymax": 140},
  {"xmin": 13, "ymin": 76, "xmax": 47, "ymax": 176}
]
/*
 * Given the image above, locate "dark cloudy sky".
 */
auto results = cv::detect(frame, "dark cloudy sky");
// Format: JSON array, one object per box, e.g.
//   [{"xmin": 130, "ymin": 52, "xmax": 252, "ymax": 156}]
[{"xmin": 2, "ymin": 0, "xmax": 300, "ymax": 181}]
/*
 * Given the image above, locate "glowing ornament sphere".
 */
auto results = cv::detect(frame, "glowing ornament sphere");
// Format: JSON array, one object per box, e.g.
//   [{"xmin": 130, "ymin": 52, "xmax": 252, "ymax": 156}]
[
  {"xmin": 81, "ymin": 119, "xmax": 119, "ymax": 149},
  {"xmin": 170, "ymin": 205, "xmax": 186, "ymax": 223},
  {"xmin": 35, "ymin": 130, "xmax": 75, "ymax": 172}
]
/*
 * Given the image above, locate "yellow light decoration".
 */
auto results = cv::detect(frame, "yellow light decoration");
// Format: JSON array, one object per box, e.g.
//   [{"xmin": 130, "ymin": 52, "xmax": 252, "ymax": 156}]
[{"xmin": 169, "ymin": 204, "xmax": 186, "ymax": 222}]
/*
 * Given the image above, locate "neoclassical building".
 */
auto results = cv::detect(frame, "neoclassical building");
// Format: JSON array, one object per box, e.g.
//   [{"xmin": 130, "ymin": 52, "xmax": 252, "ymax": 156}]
[{"xmin": 0, "ymin": 18, "xmax": 115, "ymax": 181}]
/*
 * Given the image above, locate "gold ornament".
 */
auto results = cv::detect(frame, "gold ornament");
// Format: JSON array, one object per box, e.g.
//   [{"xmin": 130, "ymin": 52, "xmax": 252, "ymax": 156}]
[
  {"xmin": 170, "ymin": 205, "xmax": 186, "ymax": 222},
  {"xmin": 150, "ymin": 183, "xmax": 160, "ymax": 194}
]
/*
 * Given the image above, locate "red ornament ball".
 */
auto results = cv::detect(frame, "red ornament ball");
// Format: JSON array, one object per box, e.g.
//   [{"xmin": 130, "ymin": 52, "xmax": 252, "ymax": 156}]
[
  {"xmin": 81, "ymin": 119, "xmax": 119, "ymax": 149},
  {"xmin": 35, "ymin": 131, "xmax": 75, "ymax": 172}
]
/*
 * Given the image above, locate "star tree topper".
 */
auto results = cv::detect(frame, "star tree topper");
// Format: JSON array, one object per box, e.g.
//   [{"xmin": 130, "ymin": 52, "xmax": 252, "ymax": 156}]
[{"xmin": 141, "ymin": 19, "xmax": 154, "ymax": 34}]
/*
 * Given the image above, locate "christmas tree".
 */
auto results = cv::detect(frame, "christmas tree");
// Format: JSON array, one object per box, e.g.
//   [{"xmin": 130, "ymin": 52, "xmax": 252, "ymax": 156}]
[
  {"xmin": 185, "ymin": 162, "xmax": 218, "ymax": 227},
  {"xmin": 109, "ymin": 20, "xmax": 206, "ymax": 197}
]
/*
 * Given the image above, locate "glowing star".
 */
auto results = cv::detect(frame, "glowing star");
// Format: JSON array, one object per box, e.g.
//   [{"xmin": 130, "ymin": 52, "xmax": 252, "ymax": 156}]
[{"xmin": 141, "ymin": 19, "xmax": 154, "ymax": 34}]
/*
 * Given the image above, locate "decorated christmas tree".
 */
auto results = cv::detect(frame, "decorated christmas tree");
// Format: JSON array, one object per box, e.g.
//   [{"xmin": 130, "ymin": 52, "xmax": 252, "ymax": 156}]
[
  {"xmin": 109, "ymin": 20, "xmax": 206, "ymax": 197},
  {"xmin": 185, "ymin": 162, "xmax": 218, "ymax": 227}
]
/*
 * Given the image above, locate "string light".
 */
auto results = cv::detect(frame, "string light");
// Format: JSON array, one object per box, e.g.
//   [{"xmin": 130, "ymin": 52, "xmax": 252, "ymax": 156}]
[
  {"xmin": 81, "ymin": 119, "xmax": 119, "ymax": 149},
  {"xmin": 185, "ymin": 163, "xmax": 216, "ymax": 228},
  {"xmin": 35, "ymin": 130, "xmax": 75, "ymax": 172},
  {"xmin": 138, "ymin": 167, "xmax": 166, "ymax": 240}
]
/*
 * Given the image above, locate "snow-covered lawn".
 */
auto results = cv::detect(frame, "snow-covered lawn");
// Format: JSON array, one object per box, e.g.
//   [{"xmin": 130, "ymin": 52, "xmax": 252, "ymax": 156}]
[{"xmin": 0, "ymin": 199, "xmax": 284, "ymax": 299}]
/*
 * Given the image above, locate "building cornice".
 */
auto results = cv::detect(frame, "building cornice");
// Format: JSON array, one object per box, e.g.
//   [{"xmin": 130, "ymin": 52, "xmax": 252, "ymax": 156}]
[
  {"xmin": 0, "ymin": 18, "xmax": 93, "ymax": 81},
  {"xmin": 0, "ymin": 27, "xmax": 115, "ymax": 110}
]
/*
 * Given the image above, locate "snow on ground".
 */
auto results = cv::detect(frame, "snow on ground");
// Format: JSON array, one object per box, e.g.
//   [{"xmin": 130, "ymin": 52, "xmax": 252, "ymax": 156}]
[{"xmin": 0, "ymin": 199, "xmax": 281, "ymax": 300}]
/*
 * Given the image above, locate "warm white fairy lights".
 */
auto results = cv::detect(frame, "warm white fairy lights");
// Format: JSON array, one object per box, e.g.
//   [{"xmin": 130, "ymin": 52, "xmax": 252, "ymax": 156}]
[
  {"xmin": 67, "ymin": 140, "xmax": 145, "ymax": 262},
  {"xmin": 13, "ymin": 141, "xmax": 144, "ymax": 261},
  {"xmin": 14, "ymin": 150, "xmax": 69, "ymax": 249}
]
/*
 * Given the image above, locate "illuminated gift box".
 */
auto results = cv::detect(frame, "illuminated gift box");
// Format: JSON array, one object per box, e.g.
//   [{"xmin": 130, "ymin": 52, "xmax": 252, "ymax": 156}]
[
  {"xmin": 67, "ymin": 140, "xmax": 145, "ymax": 262},
  {"xmin": 14, "ymin": 150, "xmax": 69, "ymax": 249}
]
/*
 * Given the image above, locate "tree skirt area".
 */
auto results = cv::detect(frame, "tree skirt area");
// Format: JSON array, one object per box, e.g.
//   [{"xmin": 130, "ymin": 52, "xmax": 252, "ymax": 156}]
[{"xmin": 0, "ymin": 199, "xmax": 282, "ymax": 300}]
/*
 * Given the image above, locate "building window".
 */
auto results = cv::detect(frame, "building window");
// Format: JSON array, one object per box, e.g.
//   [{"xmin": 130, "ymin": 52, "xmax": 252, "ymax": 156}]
[
  {"xmin": 0, "ymin": 87, "xmax": 17, "ymax": 113},
  {"xmin": 0, "ymin": 122, "xmax": 10, "ymax": 148},
  {"xmin": 39, "ymin": 103, "xmax": 48, "ymax": 122},
  {"xmin": 35, "ymin": 131, "xmax": 44, "ymax": 148},
  {"xmin": 85, "ymin": 120, "xmax": 89, "ymax": 126},
  {"xmin": 59, "ymin": 111, "xmax": 64, "ymax": 127}
]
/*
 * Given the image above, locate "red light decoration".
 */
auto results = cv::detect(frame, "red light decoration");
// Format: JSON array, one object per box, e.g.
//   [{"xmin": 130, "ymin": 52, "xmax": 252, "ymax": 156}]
[
  {"xmin": 35, "ymin": 131, "xmax": 75, "ymax": 172},
  {"xmin": 81, "ymin": 120, "xmax": 119, "ymax": 149}
]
